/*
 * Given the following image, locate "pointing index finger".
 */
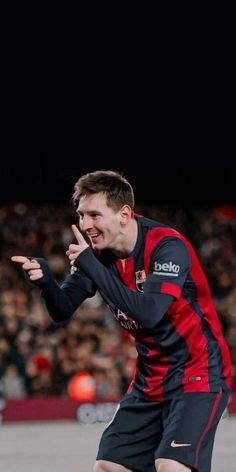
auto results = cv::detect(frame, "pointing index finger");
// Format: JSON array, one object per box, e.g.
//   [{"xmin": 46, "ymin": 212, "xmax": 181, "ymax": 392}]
[
  {"xmin": 71, "ymin": 224, "xmax": 82, "ymax": 243},
  {"xmin": 11, "ymin": 256, "xmax": 30, "ymax": 264}
]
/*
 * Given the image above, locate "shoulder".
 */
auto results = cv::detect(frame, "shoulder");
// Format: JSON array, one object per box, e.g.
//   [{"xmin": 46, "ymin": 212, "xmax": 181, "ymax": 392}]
[
  {"xmin": 142, "ymin": 222, "xmax": 191, "ymax": 267},
  {"xmin": 140, "ymin": 217, "xmax": 187, "ymax": 250},
  {"xmin": 137, "ymin": 214, "xmax": 181, "ymax": 238}
]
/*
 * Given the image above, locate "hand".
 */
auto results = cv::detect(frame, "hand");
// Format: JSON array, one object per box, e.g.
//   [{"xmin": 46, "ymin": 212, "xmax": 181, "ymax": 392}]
[
  {"xmin": 11, "ymin": 256, "xmax": 44, "ymax": 281},
  {"xmin": 66, "ymin": 224, "xmax": 89, "ymax": 266}
]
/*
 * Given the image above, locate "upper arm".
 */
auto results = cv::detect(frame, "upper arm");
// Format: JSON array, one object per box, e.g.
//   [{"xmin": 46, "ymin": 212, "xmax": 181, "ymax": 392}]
[{"xmin": 144, "ymin": 237, "xmax": 190, "ymax": 300}]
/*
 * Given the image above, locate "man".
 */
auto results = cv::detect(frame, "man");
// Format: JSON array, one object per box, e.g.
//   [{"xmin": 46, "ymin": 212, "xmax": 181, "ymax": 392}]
[{"xmin": 12, "ymin": 170, "xmax": 232, "ymax": 472}]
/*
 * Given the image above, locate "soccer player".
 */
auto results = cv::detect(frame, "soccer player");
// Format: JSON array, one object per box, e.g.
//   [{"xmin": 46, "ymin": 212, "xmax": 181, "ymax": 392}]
[{"xmin": 11, "ymin": 170, "xmax": 232, "ymax": 472}]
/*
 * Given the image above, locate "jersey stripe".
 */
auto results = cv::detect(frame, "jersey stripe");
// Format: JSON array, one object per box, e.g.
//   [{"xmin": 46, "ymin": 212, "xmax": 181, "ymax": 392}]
[
  {"xmin": 182, "ymin": 237, "xmax": 232, "ymax": 389},
  {"xmin": 142, "ymin": 347, "xmax": 169, "ymax": 401},
  {"xmin": 167, "ymin": 299, "xmax": 210, "ymax": 393},
  {"xmin": 161, "ymin": 281, "xmax": 181, "ymax": 299},
  {"xmin": 115, "ymin": 258, "xmax": 136, "ymax": 290}
]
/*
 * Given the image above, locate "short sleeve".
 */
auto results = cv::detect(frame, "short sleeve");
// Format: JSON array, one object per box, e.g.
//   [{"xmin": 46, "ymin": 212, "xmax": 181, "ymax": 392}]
[{"xmin": 144, "ymin": 237, "xmax": 190, "ymax": 299}]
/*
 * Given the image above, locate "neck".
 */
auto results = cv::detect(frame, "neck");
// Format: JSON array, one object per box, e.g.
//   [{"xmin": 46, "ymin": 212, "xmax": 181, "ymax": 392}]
[{"xmin": 112, "ymin": 218, "xmax": 138, "ymax": 258}]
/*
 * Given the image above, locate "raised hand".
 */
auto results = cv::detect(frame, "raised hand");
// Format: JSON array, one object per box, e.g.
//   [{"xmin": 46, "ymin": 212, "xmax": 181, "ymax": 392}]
[
  {"xmin": 11, "ymin": 256, "xmax": 44, "ymax": 281},
  {"xmin": 66, "ymin": 224, "xmax": 89, "ymax": 266}
]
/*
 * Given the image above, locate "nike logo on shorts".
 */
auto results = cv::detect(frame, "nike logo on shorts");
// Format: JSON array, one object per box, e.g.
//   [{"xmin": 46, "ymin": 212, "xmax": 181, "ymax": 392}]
[{"xmin": 171, "ymin": 440, "xmax": 192, "ymax": 447}]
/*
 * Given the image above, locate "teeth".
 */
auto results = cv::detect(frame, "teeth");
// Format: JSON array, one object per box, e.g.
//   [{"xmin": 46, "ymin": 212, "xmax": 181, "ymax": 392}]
[{"xmin": 88, "ymin": 233, "xmax": 99, "ymax": 237}]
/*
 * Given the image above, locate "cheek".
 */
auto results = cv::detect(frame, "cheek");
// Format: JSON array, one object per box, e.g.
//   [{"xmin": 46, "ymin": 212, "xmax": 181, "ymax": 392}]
[{"xmin": 106, "ymin": 225, "xmax": 117, "ymax": 237}]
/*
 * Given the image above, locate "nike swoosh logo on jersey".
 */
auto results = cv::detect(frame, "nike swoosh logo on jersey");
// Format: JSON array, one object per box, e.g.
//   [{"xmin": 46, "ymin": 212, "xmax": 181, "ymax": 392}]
[{"xmin": 171, "ymin": 440, "xmax": 192, "ymax": 447}]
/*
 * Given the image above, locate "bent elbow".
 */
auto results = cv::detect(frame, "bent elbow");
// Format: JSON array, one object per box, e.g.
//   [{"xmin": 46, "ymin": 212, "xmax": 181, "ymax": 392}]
[
  {"xmin": 142, "ymin": 317, "xmax": 160, "ymax": 330},
  {"xmin": 49, "ymin": 310, "xmax": 73, "ymax": 323}
]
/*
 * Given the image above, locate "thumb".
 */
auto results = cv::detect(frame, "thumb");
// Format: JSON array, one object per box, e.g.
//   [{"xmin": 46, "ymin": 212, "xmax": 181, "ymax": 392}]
[{"xmin": 71, "ymin": 224, "xmax": 83, "ymax": 243}]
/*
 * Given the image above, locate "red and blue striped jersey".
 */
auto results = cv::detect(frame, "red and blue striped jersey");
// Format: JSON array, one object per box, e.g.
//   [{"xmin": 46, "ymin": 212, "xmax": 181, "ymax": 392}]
[
  {"xmin": 40, "ymin": 215, "xmax": 232, "ymax": 402},
  {"xmin": 76, "ymin": 215, "xmax": 232, "ymax": 401}
]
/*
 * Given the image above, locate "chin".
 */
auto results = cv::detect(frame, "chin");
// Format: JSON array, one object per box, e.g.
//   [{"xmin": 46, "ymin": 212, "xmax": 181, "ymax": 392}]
[
  {"xmin": 92, "ymin": 241, "xmax": 106, "ymax": 251},
  {"xmin": 91, "ymin": 241, "xmax": 101, "ymax": 250}
]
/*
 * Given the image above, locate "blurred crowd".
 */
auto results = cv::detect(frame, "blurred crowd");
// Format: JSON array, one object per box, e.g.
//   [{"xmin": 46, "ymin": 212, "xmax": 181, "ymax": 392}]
[{"xmin": 0, "ymin": 203, "xmax": 235, "ymax": 400}]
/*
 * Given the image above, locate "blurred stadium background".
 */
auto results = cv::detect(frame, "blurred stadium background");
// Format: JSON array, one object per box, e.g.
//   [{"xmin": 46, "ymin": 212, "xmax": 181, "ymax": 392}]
[{"xmin": 0, "ymin": 167, "xmax": 235, "ymax": 469}]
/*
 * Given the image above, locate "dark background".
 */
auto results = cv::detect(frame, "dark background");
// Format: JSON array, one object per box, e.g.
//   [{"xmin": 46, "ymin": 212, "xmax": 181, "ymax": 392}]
[
  {"xmin": 2, "ymin": 66, "xmax": 234, "ymax": 207},
  {"xmin": 1, "ymin": 27, "xmax": 234, "ymax": 208},
  {"xmin": 0, "ymin": 161, "xmax": 235, "ymax": 207}
]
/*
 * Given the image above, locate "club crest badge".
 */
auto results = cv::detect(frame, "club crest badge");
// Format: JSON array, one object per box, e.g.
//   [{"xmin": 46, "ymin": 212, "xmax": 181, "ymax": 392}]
[{"xmin": 135, "ymin": 270, "xmax": 146, "ymax": 292}]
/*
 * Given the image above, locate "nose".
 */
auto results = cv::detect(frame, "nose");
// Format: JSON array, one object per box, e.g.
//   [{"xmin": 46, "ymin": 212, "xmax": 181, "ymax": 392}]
[{"xmin": 80, "ymin": 215, "xmax": 93, "ymax": 232}]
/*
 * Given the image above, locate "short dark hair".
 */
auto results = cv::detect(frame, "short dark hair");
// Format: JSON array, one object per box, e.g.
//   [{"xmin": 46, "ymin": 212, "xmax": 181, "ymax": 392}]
[{"xmin": 72, "ymin": 170, "xmax": 134, "ymax": 211}]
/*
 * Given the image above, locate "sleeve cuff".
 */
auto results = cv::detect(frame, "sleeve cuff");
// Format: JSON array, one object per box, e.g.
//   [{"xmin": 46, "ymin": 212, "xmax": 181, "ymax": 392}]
[{"xmin": 74, "ymin": 247, "xmax": 96, "ymax": 272}]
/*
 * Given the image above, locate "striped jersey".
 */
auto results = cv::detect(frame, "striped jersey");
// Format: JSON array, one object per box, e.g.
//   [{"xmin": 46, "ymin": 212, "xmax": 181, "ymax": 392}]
[{"xmin": 76, "ymin": 215, "xmax": 232, "ymax": 401}]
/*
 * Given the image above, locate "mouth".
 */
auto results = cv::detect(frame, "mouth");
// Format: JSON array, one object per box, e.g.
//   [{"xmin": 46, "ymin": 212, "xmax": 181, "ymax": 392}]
[{"xmin": 87, "ymin": 232, "xmax": 101, "ymax": 243}]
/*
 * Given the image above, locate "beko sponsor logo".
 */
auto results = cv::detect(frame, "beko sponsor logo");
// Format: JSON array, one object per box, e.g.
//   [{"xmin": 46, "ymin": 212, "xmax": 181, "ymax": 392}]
[{"xmin": 153, "ymin": 261, "xmax": 180, "ymax": 276}]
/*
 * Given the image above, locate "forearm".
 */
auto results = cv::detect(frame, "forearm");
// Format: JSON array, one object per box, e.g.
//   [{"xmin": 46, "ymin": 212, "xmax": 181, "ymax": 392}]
[
  {"xmin": 31, "ymin": 259, "xmax": 95, "ymax": 323},
  {"xmin": 75, "ymin": 248, "xmax": 173, "ymax": 329},
  {"xmin": 40, "ymin": 279, "xmax": 77, "ymax": 322}
]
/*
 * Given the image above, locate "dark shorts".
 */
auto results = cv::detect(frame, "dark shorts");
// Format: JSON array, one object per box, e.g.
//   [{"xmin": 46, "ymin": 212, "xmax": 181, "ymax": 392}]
[{"xmin": 96, "ymin": 389, "xmax": 229, "ymax": 472}]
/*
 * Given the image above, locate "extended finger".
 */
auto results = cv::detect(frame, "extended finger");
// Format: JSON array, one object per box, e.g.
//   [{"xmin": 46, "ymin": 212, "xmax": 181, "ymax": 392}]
[
  {"xmin": 11, "ymin": 256, "xmax": 30, "ymax": 264},
  {"xmin": 71, "ymin": 224, "xmax": 83, "ymax": 243}
]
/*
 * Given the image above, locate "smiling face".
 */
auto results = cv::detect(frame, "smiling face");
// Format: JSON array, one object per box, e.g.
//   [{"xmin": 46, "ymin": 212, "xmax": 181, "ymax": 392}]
[{"xmin": 77, "ymin": 192, "xmax": 130, "ymax": 252}]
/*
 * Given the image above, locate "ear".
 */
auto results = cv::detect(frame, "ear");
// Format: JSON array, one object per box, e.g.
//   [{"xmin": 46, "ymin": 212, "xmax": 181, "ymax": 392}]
[{"xmin": 120, "ymin": 205, "xmax": 132, "ymax": 225}]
